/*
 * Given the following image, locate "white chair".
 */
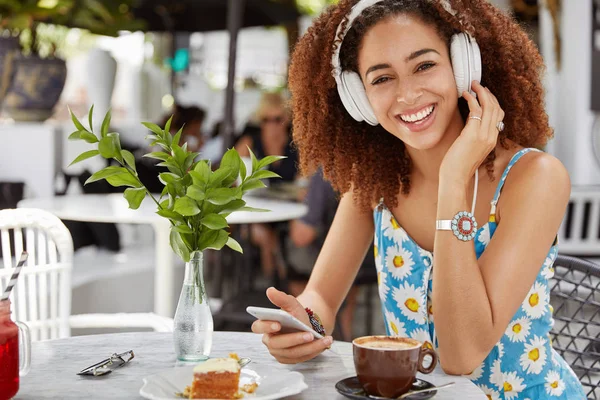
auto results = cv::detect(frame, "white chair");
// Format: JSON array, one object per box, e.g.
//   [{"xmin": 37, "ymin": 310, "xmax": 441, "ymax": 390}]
[
  {"xmin": 558, "ymin": 186, "xmax": 600, "ymax": 259},
  {"xmin": 0, "ymin": 208, "xmax": 173, "ymax": 341}
]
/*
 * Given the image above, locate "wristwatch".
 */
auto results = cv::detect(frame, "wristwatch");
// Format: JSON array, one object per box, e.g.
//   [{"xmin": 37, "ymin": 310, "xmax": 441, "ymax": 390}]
[{"xmin": 436, "ymin": 211, "xmax": 478, "ymax": 241}]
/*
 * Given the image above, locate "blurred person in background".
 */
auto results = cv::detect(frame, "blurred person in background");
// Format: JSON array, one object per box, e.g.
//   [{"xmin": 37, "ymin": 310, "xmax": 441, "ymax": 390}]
[
  {"xmin": 235, "ymin": 92, "xmax": 298, "ymax": 183},
  {"xmin": 122, "ymin": 103, "xmax": 207, "ymax": 193},
  {"xmin": 158, "ymin": 104, "xmax": 206, "ymax": 153},
  {"xmin": 235, "ymin": 93, "xmax": 299, "ymax": 280},
  {"xmin": 285, "ymin": 168, "xmax": 363, "ymax": 341}
]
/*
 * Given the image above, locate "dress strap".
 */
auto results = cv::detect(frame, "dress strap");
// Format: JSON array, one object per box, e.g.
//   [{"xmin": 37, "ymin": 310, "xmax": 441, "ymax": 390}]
[{"xmin": 489, "ymin": 148, "xmax": 541, "ymax": 218}]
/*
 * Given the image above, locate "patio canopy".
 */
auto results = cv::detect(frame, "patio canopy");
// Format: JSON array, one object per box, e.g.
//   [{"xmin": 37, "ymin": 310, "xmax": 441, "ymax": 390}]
[
  {"xmin": 130, "ymin": 0, "xmax": 300, "ymax": 32},
  {"xmin": 129, "ymin": 0, "xmax": 300, "ymax": 151}
]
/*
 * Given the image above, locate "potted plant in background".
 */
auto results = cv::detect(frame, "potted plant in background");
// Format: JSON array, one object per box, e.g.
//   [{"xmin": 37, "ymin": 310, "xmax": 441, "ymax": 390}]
[
  {"xmin": 68, "ymin": 107, "xmax": 283, "ymax": 362},
  {"xmin": 0, "ymin": 0, "xmax": 144, "ymax": 121}
]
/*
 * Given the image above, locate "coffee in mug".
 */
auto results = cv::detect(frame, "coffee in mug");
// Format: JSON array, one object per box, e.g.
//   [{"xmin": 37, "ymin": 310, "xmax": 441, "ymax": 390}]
[
  {"xmin": 352, "ymin": 335, "xmax": 438, "ymax": 398},
  {"xmin": 359, "ymin": 338, "xmax": 417, "ymax": 349}
]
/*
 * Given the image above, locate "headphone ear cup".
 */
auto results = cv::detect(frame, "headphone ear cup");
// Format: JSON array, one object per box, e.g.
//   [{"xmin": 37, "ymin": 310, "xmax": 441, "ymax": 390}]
[
  {"xmin": 451, "ymin": 33, "xmax": 470, "ymax": 96},
  {"xmin": 470, "ymin": 38, "xmax": 482, "ymax": 88},
  {"xmin": 342, "ymin": 71, "xmax": 378, "ymax": 126},
  {"xmin": 336, "ymin": 74, "xmax": 365, "ymax": 122},
  {"xmin": 451, "ymin": 33, "xmax": 483, "ymax": 97}
]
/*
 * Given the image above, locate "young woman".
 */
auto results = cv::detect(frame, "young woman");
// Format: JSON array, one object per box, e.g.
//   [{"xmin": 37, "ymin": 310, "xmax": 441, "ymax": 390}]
[{"xmin": 251, "ymin": 0, "xmax": 586, "ymax": 398}]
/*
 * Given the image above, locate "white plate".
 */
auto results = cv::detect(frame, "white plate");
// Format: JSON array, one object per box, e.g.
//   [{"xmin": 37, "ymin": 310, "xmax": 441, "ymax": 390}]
[{"xmin": 139, "ymin": 364, "xmax": 308, "ymax": 400}]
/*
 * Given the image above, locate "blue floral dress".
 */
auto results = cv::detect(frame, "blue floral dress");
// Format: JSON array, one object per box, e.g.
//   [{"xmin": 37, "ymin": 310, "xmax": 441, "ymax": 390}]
[{"xmin": 373, "ymin": 148, "xmax": 586, "ymax": 399}]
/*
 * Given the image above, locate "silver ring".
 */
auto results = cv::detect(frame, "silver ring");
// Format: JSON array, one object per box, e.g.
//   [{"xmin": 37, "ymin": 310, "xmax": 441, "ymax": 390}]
[
  {"xmin": 497, "ymin": 121, "xmax": 505, "ymax": 132},
  {"xmin": 469, "ymin": 116, "xmax": 482, "ymax": 121}
]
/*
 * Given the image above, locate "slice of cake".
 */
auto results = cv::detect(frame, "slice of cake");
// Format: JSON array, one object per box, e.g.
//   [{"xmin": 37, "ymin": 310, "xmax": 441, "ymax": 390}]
[{"xmin": 190, "ymin": 358, "xmax": 240, "ymax": 399}]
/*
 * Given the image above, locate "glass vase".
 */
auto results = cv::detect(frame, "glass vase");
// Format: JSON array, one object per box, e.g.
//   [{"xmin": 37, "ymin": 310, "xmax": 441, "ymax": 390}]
[{"xmin": 173, "ymin": 251, "xmax": 213, "ymax": 362}]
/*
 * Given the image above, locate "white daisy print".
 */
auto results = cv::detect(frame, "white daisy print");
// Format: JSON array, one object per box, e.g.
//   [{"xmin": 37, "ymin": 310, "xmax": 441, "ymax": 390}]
[
  {"xmin": 496, "ymin": 342, "xmax": 505, "ymax": 359},
  {"xmin": 522, "ymin": 282, "xmax": 549, "ymax": 319},
  {"xmin": 382, "ymin": 213, "xmax": 408, "ymax": 243},
  {"xmin": 520, "ymin": 335, "xmax": 547, "ymax": 375},
  {"xmin": 410, "ymin": 327, "xmax": 433, "ymax": 350},
  {"xmin": 490, "ymin": 359, "xmax": 504, "ymax": 390},
  {"xmin": 545, "ymin": 370, "xmax": 565, "ymax": 396},
  {"xmin": 384, "ymin": 310, "xmax": 407, "ymax": 337},
  {"xmin": 477, "ymin": 223, "xmax": 491, "ymax": 246},
  {"xmin": 419, "ymin": 247, "xmax": 432, "ymax": 267},
  {"xmin": 477, "ymin": 384, "xmax": 500, "ymax": 400},
  {"xmin": 378, "ymin": 271, "xmax": 390, "ymax": 300},
  {"xmin": 465, "ymin": 361, "xmax": 484, "ymax": 381},
  {"xmin": 506, "ymin": 317, "xmax": 532, "ymax": 343},
  {"xmin": 393, "ymin": 282, "xmax": 426, "ymax": 324},
  {"xmin": 541, "ymin": 256, "xmax": 555, "ymax": 280},
  {"xmin": 426, "ymin": 299, "xmax": 434, "ymax": 322},
  {"xmin": 502, "ymin": 371, "xmax": 526, "ymax": 400},
  {"xmin": 385, "ymin": 244, "xmax": 414, "ymax": 281}
]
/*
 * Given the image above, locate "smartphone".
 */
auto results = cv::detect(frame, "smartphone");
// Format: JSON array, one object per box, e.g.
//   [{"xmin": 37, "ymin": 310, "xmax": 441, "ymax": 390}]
[{"xmin": 246, "ymin": 306, "xmax": 324, "ymax": 339}]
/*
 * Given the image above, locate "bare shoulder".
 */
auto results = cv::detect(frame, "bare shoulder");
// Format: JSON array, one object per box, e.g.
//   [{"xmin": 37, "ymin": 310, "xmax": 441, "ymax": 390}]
[
  {"xmin": 338, "ymin": 185, "xmax": 374, "ymax": 224},
  {"xmin": 501, "ymin": 150, "xmax": 571, "ymax": 211}
]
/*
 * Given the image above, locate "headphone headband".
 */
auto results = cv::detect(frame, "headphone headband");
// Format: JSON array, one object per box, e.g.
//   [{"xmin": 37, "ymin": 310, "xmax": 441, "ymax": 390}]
[{"xmin": 331, "ymin": 0, "xmax": 459, "ymax": 77}]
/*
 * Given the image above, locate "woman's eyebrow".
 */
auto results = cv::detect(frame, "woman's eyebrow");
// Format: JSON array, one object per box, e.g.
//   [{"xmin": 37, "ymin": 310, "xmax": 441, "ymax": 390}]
[
  {"xmin": 405, "ymin": 48, "xmax": 440, "ymax": 62},
  {"xmin": 365, "ymin": 63, "xmax": 391, "ymax": 79}
]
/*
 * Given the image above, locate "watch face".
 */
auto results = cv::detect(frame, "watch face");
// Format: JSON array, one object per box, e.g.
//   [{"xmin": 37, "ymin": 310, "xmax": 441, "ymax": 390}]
[
  {"xmin": 451, "ymin": 211, "xmax": 478, "ymax": 241},
  {"xmin": 457, "ymin": 216, "xmax": 474, "ymax": 234}
]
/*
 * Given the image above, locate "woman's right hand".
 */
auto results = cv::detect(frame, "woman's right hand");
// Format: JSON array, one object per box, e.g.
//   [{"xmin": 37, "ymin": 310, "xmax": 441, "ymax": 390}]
[{"xmin": 251, "ymin": 287, "xmax": 334, "ymax": 364}]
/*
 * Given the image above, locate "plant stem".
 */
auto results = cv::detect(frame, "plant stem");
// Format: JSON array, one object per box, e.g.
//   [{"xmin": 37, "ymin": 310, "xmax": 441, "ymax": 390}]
[{"xmin": 116, "ymin": 158, "xmax": 177, "ymax": 226}]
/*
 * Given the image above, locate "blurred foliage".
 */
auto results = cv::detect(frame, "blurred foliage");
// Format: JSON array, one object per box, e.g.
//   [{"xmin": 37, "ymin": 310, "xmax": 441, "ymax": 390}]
[
  {"xmin": 0, "ymin": 0, "xmax": 145, "ymax": 35},
  {"xmin": 17, "ymin": 23, "xmax": 97, "ymax": 58},
  {"xmin": 295, "ymin": 0, "xmax": 338, "ymax": 16},
  {"xmin": 0, "ymin": 0, "xmax": 145, "ymax": 57}
]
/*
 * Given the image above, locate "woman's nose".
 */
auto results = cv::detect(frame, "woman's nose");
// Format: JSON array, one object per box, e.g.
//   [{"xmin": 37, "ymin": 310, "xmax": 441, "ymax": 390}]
[{"xmin": 395, "ymin": 80, "xmax": 423, "ymax": 105}]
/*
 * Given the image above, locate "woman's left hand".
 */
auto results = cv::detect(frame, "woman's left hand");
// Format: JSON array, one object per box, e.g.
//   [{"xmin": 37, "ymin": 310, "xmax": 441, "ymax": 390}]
[{"xmin": 439, "ymin": 81, "xmax": 505, "ymax": 186}]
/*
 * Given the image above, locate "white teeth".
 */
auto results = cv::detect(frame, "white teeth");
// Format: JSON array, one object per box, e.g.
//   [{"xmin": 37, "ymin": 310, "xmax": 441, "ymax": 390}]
[{"xmin": 400, "ymin": 105, "xmax": 434, "ymax": 123}]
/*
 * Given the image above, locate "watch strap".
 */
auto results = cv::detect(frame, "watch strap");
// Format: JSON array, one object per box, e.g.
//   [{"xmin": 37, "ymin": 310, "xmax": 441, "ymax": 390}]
[{"xmin": 436, "ymin": 220, "xmax": 452, "ymax": 230}]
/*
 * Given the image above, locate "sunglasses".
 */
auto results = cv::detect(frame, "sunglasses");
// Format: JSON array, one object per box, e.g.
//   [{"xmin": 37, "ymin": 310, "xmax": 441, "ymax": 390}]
[
  {"xmin": 261, "ymin": 116, "xmax": 285, "ymax": 124},
  {"xmin": 77, "ymin": 350, "xmax": 135, "ymax": 376}
]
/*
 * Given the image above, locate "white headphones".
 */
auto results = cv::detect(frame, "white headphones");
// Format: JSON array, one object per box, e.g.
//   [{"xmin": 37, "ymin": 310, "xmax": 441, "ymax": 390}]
[{"xmin": 331, "ymin": 0, "xmax": 482, "ymax": 126}]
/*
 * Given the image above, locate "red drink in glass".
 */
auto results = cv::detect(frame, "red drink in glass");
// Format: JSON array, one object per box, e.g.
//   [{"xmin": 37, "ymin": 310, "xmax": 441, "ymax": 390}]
[{"xmin": 0, "ymin": 300, "xmax": 24, "ymax": 400}]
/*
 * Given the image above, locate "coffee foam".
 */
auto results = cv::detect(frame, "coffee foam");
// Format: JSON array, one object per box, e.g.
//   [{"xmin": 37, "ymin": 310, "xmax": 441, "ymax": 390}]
[
  {"xmin": 353, "ymin": 336, "xmax": 421, "ymax": 351},
  {"xmin": 361, "ymin": 341, "xmax": 416, "ymax": 349}
]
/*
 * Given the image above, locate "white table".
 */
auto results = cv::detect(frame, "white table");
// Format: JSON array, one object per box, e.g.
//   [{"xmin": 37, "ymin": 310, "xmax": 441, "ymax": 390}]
[
  {"xmin": 18, "ymin": 194, "xmax": 308, "ymax": 318},
  {"xmin": 15, "ymin": 332, "xmax": 486, "ymax": 399}
]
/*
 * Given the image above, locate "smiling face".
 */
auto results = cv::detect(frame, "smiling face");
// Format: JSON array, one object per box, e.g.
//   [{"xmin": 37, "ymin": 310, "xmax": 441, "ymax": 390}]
[{"xmin": 357, "ymin": 13, "xmax": 463, "ymax": 150}]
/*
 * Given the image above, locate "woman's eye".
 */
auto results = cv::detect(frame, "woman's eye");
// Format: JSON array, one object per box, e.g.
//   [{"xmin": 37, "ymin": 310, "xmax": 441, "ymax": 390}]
[
  {"xmin": 417, "ymin": 62, "xmax": 435, "ymax": 72},
  {"xmin": 371, "ymin": 76, "xmax": 390, "ymax": 85}
]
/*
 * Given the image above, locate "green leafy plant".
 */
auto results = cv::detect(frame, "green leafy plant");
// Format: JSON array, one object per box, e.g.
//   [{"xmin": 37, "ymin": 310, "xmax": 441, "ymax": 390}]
[
  {"xmin": 0, "ymin": 0, "xmax": 145, "ymax": 57},
  {"xmin": 68, "ymin": 106, "xmax": 284, "ymax": 263}
]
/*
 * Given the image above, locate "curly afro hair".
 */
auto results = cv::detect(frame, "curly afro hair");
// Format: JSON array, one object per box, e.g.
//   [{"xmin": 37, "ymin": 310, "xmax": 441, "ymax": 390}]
[{"xmin": 288, "ymin": 0, "xmax": 551, "ymax": 211}]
